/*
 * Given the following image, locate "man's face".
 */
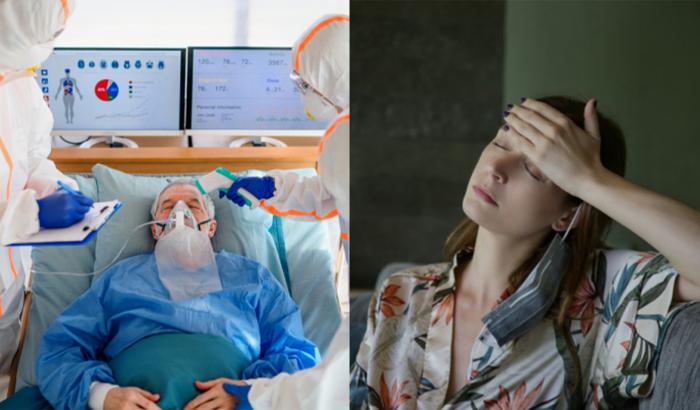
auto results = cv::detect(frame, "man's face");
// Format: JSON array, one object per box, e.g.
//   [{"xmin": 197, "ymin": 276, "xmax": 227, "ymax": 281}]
[{"xmin": 150, "ymin": 184, "xmax": 217, "ymax": 239}]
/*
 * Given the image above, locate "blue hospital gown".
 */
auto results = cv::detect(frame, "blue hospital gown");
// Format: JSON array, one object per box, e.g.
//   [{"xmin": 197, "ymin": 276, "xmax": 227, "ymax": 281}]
[{"xmin": 36, "ymin": 251, "xmax": 319, "ymax": 409}]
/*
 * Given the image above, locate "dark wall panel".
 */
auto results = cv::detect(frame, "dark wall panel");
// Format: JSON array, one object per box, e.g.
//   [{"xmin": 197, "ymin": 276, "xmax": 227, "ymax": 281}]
[{"xmin": 351, "ymin": 1, "xmax": 505, "ymax": 288}]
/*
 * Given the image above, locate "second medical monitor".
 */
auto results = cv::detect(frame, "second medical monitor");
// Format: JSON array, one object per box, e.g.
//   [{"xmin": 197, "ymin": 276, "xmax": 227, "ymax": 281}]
[{"xmin": 187, "ymin": 47, "xmax": 329, "ymax": 135}]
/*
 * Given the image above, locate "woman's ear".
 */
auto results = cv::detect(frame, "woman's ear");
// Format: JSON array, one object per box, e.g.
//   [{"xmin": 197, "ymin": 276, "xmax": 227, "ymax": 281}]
[{"xmin": 551, "ymin": 205, "xmax": 581, "ymax": 232}]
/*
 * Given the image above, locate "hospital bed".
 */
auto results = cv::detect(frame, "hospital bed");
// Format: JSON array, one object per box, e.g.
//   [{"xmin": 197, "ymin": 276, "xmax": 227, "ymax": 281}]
[{"xmin": 3, "ymin": 147, "xmax": 344, "ymax": 407}]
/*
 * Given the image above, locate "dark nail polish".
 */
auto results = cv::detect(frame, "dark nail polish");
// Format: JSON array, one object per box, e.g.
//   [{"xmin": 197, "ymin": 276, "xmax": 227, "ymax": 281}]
[
  {"xmin": 506, "ymin": 103, "xmax": 513, "ymax": 109},
  {"xmin": 520, "ymin": 97, "xmax": 526, "ymax": 103},
  {"xmin": 503, "ymin": 125, "xmax": 510, "ymax": 131},
  {"xmin": 593, "ymin": 99, "xmax": 597, "ymax": 108},
  {"xmin": 503, "ymin": 111, "xmax": 509, "ymax": 117}
]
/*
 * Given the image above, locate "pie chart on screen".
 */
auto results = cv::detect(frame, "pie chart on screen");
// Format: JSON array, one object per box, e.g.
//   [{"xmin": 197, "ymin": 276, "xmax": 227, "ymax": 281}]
[{"xmin": 94, "ymin": 79, "xmax": 119, "ymax": 101}]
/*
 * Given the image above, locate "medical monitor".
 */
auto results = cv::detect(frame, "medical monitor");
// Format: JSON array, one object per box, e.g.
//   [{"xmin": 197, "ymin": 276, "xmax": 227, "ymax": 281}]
[
  {"xmin": 37, "ymin": 48, "xmax": 185, "ymax": 136},
  {"xmin": 187, "ymin": 47, "xmax": 329, "ymax": 136}
]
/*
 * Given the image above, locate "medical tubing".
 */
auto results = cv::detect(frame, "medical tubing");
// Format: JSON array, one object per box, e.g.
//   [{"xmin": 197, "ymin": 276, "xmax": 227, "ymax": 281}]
[{"xmin": 32, "ymin": 219, "xmax": 170, "ymax": 277}]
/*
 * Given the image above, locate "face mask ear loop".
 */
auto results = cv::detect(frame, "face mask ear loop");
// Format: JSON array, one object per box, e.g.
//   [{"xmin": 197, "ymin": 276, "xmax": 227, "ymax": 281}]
[{"xmin": 561, "ymin": 204, "xmax": 583, "ymax": 243}]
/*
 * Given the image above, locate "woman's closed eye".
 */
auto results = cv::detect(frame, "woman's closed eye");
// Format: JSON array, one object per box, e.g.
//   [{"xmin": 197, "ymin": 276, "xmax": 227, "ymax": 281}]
[
  {"xmin": 493, "ymin": 141, "xmax": 509, "ymax": 150},
  {"xmin": 493, "ymin": 141, "xmax": 543, "ymax": 182},
  {"xmin": 523, "ymin": 160, "xmax": 543, "ymax": 182}
]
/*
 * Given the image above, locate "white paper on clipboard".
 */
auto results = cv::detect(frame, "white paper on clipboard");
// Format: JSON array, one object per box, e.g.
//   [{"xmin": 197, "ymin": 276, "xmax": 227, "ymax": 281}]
[{"xmin": 8, "ymin": 200, "xmax": 121, "ymax": 246}]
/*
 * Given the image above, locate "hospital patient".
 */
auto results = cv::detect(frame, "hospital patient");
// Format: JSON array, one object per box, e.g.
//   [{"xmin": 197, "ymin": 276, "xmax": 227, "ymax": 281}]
[{"xmin": 36, "ymin": 181, "xmax": 319, "ymax": 410}]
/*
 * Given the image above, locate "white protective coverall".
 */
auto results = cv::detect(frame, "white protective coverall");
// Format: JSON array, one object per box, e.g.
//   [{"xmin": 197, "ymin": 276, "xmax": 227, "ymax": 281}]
[
  {"xmin": 245, "ymin": 14, "xmax": 350, "ymax": 410},
  {"xmin": 261, "ymin": 14, "xmax": 350, "ymax": 255},
  {"xmin": 0, "ymin": 0, "xmax": 79, "ymax": 396}
]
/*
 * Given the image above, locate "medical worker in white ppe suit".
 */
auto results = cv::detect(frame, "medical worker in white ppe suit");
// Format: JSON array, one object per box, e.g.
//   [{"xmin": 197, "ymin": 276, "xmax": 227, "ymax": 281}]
[
  {"xmin": 218, "ymin": 14, "xmax": 350, "ymax": 410},
  {"xmin": 0, "ymin": 0, "xmax": 93, "ymax": 396},
  {"xmin": 225, "ymin": 14, "xmax": 350, "ymax": 256}
]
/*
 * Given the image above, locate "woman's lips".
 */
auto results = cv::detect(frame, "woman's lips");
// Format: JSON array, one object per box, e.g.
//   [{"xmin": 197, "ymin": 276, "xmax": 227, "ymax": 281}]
[{"xmin": 473, "ymin": 186, "xmax": 498, "ymax": 206}]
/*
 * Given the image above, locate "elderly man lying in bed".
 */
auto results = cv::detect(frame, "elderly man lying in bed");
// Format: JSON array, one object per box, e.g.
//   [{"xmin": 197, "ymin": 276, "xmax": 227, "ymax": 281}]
[{"xmin": 36, "ymin": 181, "xmax": 319, "ymax": 410}]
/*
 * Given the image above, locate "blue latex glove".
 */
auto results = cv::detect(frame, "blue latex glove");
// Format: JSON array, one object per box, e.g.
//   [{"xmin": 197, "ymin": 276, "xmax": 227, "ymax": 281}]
[
  {"xmin": 36, "ymin": 181, "xmax": 94, "ymax": 229},
  {"xmin": 223, "ymin": 383, "xmax": 252, "ymax": 410},
  {"xmin": 221, "ymin": 176, "xmax": 275, "ymax": 207}
]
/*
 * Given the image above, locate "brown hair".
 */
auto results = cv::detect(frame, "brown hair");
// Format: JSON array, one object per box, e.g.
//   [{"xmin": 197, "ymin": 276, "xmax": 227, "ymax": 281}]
[{"xmin": 443, "ymin": 96, "xmax": 626, "ymax": 400}]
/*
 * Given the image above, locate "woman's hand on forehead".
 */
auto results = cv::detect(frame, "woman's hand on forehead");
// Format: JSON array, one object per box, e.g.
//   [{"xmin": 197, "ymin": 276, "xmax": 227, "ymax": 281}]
[{"xmin": 500, "ymin": 98, "xmax": 604, "ymax": 197}]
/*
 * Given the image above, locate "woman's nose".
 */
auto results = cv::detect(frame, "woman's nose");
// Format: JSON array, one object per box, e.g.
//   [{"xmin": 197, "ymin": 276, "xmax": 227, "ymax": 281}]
[
  {"xmin": 490, "ymin": 168, "xmax": 506, "ymax": 183},
  {"xmin": 487, "ymin": 155, "xmax": 516, "ymax": 183}
]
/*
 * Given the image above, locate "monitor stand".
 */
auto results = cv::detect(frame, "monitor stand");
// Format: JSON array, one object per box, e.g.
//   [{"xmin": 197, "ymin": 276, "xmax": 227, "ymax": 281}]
[
  {"xmin": 229, "ymin": 136, "xmax": 287, "ymax": 148},
  {"xmin": 80, "ymin": 136, "xmax": 139, "ymax": 148}
]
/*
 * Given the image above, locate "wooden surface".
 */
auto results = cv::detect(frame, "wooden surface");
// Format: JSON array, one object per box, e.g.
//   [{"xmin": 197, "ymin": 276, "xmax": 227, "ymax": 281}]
[{"xmin": 48, "ymin": 147, "xmax": 319, "ymax": 174}]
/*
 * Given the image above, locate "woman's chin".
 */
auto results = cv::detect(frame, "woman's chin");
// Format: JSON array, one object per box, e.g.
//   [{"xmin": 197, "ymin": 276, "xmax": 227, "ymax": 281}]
[{"xmin": 463, "ymin": 195, "xmax": 494, "ymax": 222}]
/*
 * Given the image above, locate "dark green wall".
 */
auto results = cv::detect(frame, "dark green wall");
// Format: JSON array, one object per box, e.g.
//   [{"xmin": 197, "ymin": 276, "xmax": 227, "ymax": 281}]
[{"xmin": 503, "ymin": 0, "xmax": 700, "ymax": 250}]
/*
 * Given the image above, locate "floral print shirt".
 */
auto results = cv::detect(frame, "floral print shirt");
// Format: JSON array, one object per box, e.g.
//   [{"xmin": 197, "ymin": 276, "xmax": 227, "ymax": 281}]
[{"xmin": 351, "ymin": 249, "xmax": 692, "ymax": 409}]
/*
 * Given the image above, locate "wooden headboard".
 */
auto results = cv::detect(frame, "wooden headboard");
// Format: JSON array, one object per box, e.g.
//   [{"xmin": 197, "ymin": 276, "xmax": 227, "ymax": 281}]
[{"xmin": 48, "ymin": 147, "xmax": 319, "ymax": 174}]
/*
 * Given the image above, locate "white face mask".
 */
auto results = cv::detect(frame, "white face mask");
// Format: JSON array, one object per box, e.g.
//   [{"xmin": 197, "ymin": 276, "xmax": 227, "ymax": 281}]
[
  {"xmin": 302, "ymin": 89, "xmax": 339, "ymax": 122},
  {"xmin": 154, "ymin": 201, "xmax": 221, "ymax": 301}
]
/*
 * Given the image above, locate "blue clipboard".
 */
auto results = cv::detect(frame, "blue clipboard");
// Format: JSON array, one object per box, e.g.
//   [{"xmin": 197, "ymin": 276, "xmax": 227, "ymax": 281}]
[{"xmin": 8, "ymin": 201, "xmax": 122, "ymax": 247}]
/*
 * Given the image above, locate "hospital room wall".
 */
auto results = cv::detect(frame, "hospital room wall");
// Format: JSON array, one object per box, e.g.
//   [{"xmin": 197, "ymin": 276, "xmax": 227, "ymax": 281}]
[
  {"xmin": 503, "ymin": 0, "xmax": 700, "ymax": 251},
  {"xmin": 351, "ymin": 1, "xmax": 505, "ymax": 288},
  {"xmin": 55, "ymin": 0, "xmax": 349, "ymax": 48}
]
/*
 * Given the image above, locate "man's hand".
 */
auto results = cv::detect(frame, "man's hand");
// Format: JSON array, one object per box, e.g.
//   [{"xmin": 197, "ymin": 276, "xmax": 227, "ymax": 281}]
[
  {"xmin": 184, "ymin": 378, "xmax": 242, "ymax": 410},
  {"xmin": 104, "ymin": 386, "xmax": 161, "ymax": 410}
]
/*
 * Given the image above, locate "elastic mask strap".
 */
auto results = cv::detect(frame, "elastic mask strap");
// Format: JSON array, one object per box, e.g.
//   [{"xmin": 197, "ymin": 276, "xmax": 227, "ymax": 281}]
[
  {"xmin": 197, "ymin": 218, "xmax": 212, "ymax": 231},
  {"xmin": 561, "ymin": 204, "xmax": 583, "ymax": 243},
  {"xmin": 153, "ymin": 219, "xmax": 171, "ymax": 239}
]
